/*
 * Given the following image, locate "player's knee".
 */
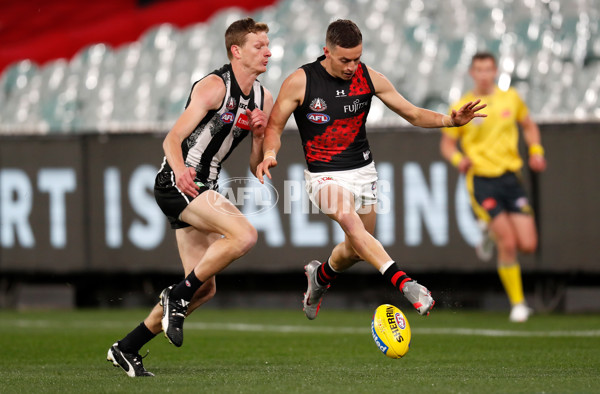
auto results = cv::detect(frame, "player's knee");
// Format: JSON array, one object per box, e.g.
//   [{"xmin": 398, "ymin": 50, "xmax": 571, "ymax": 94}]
[
  {"xmin": 336, "ymin": 211, "xmax": 360, "ymax": 234},
  {"xmin": 519, "ymin": 238, "xmax": 537, "ymax": 254},
  {"xmin": 497, "ymin": 236, "xmax": 517, "ymax": 255},
  {"xmin": 233, "ymin": 225, "xmax": 258, "ymax": 256}
]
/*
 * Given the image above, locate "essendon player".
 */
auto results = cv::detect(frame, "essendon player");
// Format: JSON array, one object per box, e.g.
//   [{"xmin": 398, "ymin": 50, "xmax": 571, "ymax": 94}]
[{"xmin": 256, "ymin": 19, "xmax": 486, "ymax": 320}]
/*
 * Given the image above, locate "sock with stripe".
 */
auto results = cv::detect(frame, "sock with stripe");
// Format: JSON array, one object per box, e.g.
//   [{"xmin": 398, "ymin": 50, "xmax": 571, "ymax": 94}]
[
  {"xmin": 118, "ymin": 322, "xmax": 157, "ymax": 354},
  {"xmin": 497, "ymin": 261, "xmax": 525, "ymax": 305},
  {"xmin": 316, "ymin": 258, "xmax": 339, "ymax": 286},
  {"xmin": 381, "ymin": 261, "xmax": 412, "ymax": 293},
  {"xmin": 170, "ymin": 271, "xmax": 203, "ymax": 302}
]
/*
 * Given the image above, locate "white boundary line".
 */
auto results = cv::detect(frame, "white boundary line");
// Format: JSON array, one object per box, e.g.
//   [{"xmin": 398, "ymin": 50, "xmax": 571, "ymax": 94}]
[{"xmin": 5, "ymin": 319, "xmax": 600, "ymax": 337}]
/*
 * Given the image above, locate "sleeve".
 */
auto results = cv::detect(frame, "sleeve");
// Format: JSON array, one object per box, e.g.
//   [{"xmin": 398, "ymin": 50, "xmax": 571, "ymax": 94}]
[{"xmin": 512, "ymin": 88, "xmax": 529, "ymax": 122}]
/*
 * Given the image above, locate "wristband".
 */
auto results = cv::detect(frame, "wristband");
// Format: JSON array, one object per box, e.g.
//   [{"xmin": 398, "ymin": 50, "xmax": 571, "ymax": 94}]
[
  {"xmin": 529, "ymin": 144, "xmax": 544, "ymax": 156},
  {"xmin": 451, "ymin": 151, "xmax": 464, "ymax": 167},
  {"xmin": 442, "ymin": 115, "xmax": 455, "ymax": 127},
  {"xmin": 263, "ymin": 149, "xmax": 276, "ymax": 161}
]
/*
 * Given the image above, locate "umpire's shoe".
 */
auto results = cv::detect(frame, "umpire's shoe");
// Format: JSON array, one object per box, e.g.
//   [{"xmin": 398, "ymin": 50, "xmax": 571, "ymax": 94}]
[
  {"xmin": 160, "ymin": 285, "xmax": 189, "ymax": 347},
  {"xmin": 107, "ymin": 342, "xmax": 154, "ymax": 377}
]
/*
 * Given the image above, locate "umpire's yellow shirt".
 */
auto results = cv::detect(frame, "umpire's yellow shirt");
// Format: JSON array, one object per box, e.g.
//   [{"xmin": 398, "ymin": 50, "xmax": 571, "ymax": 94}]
[{"xmin": 443, "ymin": 87, "xmax": 529, "ymax": 177}]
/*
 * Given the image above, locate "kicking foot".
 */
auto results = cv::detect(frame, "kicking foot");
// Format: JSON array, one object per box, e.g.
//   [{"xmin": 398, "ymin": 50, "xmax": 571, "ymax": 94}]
[{"xmin": 402, "ymin": 281, "xmax": 435, "ymax": 316}]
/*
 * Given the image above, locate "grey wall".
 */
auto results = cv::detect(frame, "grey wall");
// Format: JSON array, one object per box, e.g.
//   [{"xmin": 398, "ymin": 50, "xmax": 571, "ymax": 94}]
[{"xmin": 1, "ymin": 123, "xmax": 598, "ymax": 274}]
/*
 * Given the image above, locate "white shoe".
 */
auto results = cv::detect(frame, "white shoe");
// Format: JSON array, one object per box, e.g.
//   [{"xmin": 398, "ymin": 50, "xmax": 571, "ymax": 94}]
[{"xmin": 509, "ymin": 303, "xmax": 532, "ymax": 323}]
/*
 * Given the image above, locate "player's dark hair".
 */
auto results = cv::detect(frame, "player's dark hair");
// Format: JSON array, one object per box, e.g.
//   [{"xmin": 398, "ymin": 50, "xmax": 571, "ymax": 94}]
[
  {"xmin": 471, "ymin": 52, "xmax": 497, "ymax": 67},
  {"xmin": 225, "ymin": 17, "xmax": 269, "ymax": 60},
  {"xmin": 326, "ymin": 19, "xmax": 362, "ymax": 49}
]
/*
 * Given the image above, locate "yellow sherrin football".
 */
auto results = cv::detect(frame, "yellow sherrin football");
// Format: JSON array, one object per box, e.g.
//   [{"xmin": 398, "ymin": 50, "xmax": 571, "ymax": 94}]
[{"xmin": 371, "ymin": 304, "xmax": 411, "ymax": 359}]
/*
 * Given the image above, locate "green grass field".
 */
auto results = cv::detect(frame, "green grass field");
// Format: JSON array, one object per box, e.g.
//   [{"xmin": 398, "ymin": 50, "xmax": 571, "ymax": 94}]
[{"xmin": 1, "ymin": 308, "xmax": 599, "ymax": 393}]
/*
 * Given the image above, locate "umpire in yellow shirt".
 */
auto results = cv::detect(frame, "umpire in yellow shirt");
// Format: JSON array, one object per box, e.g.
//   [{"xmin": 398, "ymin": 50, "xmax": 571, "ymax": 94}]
[{"xmin": 441, "ymin": 52, "xmax": 546, "ymax": 322}]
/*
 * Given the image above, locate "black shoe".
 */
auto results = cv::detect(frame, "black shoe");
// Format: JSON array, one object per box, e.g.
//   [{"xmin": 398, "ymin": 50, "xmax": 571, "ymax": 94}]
[
  {"xmin": 107, "ymin": 343, "xmax": 154, "ymax": 377},
  {"xmin": 159, "ymin": 285, "xmax": 189, "ymax": 347}
]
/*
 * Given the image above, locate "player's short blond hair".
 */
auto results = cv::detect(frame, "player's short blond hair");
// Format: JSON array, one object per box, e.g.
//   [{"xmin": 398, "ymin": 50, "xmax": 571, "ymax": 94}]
[{"xmin": 225, "ymin": 17, "xmax": 269, "ymax": 60}]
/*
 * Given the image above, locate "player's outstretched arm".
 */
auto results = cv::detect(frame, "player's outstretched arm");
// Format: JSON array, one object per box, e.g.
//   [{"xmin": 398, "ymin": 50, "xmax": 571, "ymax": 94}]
[
  {"xmin": 256, "ymin": 69, "xmax": 306, "ymax": 184},
  {"xmin": 163, "ymin": 75, "xmax": 225, "ymax": 197},
  {"xmin": 369, "ymin": 66, "xmax": 486, "ymax": 128}
]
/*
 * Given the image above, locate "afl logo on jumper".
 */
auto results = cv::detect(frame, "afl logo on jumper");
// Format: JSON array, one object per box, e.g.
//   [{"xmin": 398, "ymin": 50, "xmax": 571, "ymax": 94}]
[
  {"xmin": 307, "ymin": 113, "xmax": 330, "ymax": 124},
  {"xmin": 221, "ymin": 112, "xmax": 235, "ymax": 123},
  {"xmin": 226, "ymin": 97, "xmax": 237, "ymax": 110},
  {"xmin": 309, "ymin": 98, "xmax": 327, "ymax": 112}
]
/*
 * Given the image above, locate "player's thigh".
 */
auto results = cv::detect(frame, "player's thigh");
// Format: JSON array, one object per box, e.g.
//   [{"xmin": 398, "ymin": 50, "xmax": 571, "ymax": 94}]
[
  {"xmin": 180, "ymin": 190, "xmax": 255, "ymax": 239},
  {"xmin": 317, "ymin": 183, "xmax": 357, "ymax": 222},
  {"xmin": 472, "ymin": 175, "xmax": 503, "ymax": 222},
  {"xmin": 508, "ymin": 213, "xmax": 538, "ymax": 252},
  {"xmin": 489, "ymin": 212, "xmax": 518, "ymax": 250}
]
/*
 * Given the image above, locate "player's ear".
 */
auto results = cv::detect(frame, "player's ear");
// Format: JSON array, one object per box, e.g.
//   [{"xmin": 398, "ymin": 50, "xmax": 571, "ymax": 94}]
[
  {"xmin": 231, "ymin": 45, "xmax": 242, "ymax": 60},
  {"xmin": 323, "ymin": 46, "xmax": 330, "ymax": 58}
]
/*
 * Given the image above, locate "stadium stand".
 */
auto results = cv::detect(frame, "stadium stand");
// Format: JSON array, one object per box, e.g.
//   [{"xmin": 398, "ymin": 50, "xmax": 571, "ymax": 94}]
[{"xmin": 0, "ymin": 0, "xmax": 599, "ymax": 133}]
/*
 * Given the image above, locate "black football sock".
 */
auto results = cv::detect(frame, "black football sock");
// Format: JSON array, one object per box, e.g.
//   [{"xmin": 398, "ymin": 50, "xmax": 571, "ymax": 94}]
[
  {"xmin": 382, "ymin": 262, "xmax": 412, "ymax": 293},
  {"xmin": 316, "ymin": 258, "xmax": 339, "ymax": 286},
  {"xmin": 170, "ymin": 271, "xmax": 203, "ymax": 302},
  {"xmin": 118, "ymin": 322, "xmax": 157, "ymax": 354}
]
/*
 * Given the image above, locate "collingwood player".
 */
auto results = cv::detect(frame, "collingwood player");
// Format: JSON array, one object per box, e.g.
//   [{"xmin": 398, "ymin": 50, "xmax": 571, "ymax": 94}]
[
  {"xmin": 256, "ymin": 19, "xmax": 485, "ymax": 320},
  {"xmin": 107, "ymin": 17, "xmax": 273, "ymax": 377}
]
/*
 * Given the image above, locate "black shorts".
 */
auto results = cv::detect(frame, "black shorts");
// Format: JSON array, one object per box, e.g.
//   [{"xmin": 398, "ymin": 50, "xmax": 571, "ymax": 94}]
[
  {"xmin": 472, "ymin": 172, "xmax": 533, "ymax": 220},
  {"xmin": 154, "ymin": 170, "xmax": 218, "ymax": 229}
]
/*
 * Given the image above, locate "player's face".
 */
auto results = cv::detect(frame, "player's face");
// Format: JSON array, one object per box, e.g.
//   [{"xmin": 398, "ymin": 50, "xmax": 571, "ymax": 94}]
[
  {"xmin": 469, "ymin": 58, "xmax": 497, "ymax": 94},
  {"xmin": 239, "ymin": 31, "xmax": 271, "ymax": 74},
  {"xmin": 325, "ymin": 44, "xmax": 363, "ymax": 80}
]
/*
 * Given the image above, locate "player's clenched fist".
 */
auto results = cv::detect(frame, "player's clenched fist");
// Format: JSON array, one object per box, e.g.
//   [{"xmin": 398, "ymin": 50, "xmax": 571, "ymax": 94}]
[{"xmin": 246, "ymin": 108, "xmax": 268, "ymax": 137}]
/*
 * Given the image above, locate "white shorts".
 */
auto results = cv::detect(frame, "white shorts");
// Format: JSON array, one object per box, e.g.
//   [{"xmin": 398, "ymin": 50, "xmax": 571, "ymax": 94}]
[{"xmin": 304, "ymin": 162, "xmax": 378, "ymax": 212}]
